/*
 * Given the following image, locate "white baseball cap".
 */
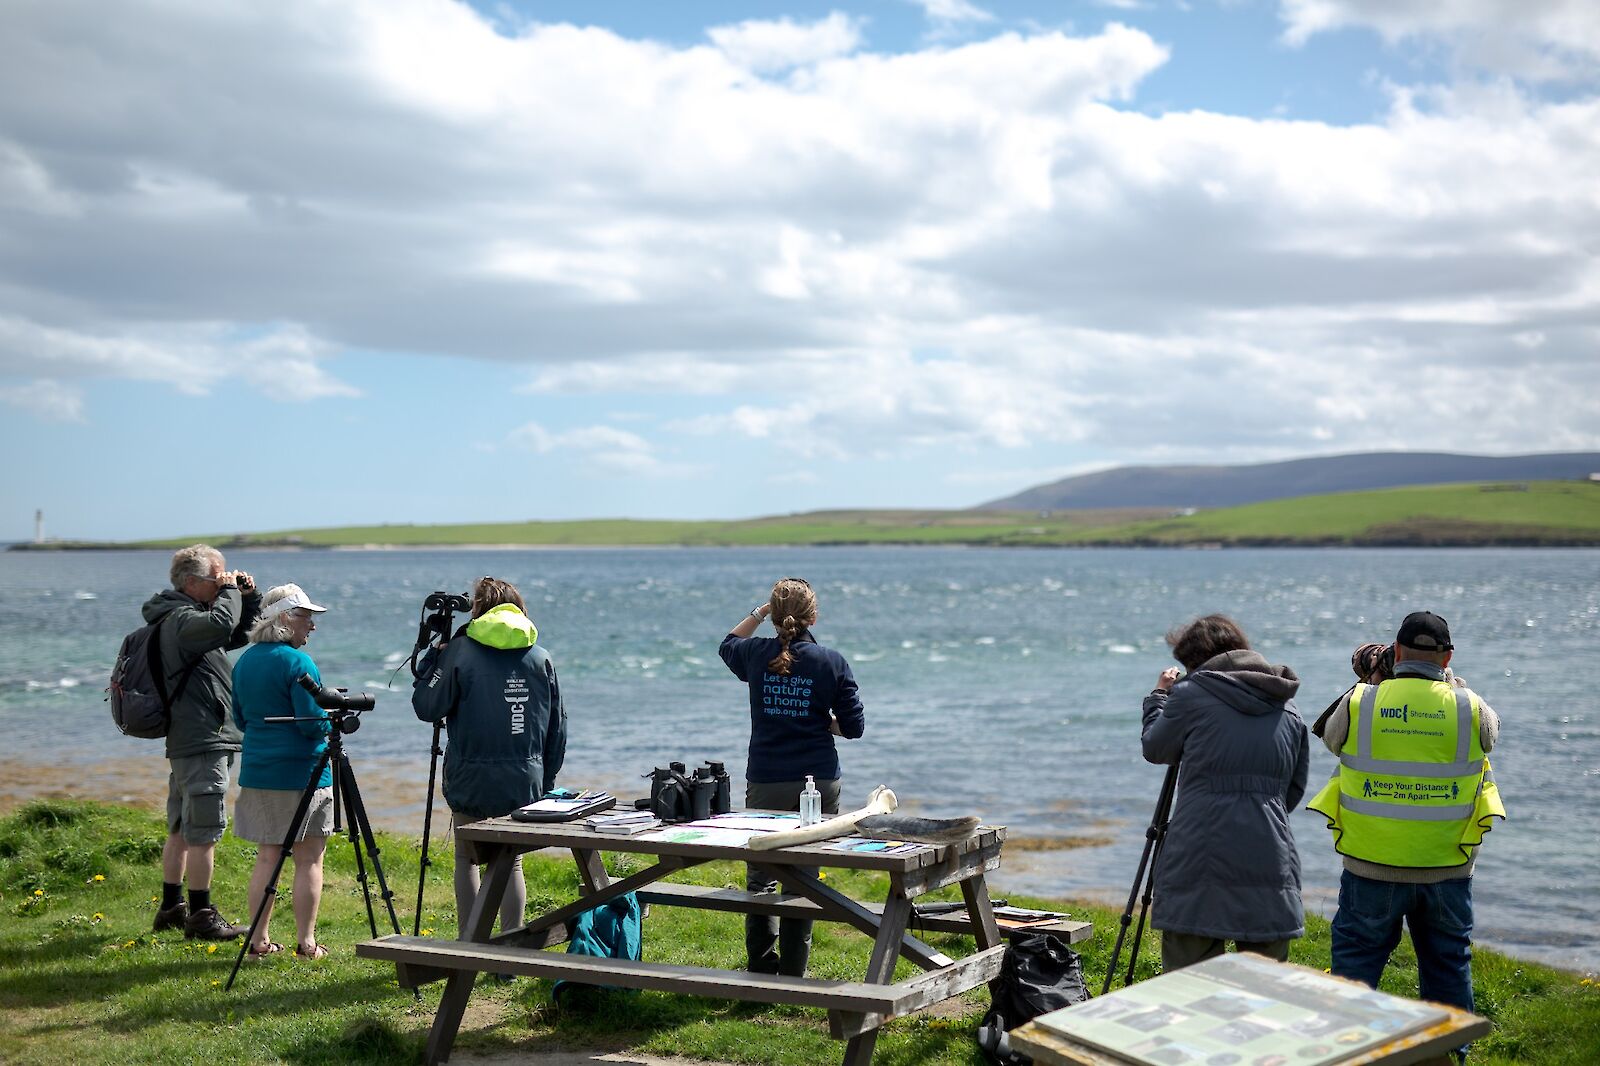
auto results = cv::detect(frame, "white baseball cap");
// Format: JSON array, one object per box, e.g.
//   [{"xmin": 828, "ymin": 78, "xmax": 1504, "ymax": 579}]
[{"xmin": 261, "ymin": 585, "xmax": 328, "ymax": 619}]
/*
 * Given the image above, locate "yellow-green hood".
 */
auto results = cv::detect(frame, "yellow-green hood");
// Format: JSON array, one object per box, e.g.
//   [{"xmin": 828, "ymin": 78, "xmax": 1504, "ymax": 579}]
[{"xmin": 465, "ymin": 604, "xmax": 537, "ymax": 649}]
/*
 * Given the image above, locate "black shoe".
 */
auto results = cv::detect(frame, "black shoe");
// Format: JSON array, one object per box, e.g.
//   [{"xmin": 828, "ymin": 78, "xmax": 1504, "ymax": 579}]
[
  {"xmin": 184, "ymin": 905, "xmax": 245, "ymax": 941},
  {"xmin": 153, "ymin": 900, "xmax": 189, "ymax": 932}
]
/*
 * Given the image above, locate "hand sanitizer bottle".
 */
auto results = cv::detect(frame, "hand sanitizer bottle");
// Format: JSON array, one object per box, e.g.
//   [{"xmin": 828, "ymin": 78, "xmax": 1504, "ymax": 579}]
[{"xmin": 800, "ymin": 776, "xmax": 821, "ymax": 826}]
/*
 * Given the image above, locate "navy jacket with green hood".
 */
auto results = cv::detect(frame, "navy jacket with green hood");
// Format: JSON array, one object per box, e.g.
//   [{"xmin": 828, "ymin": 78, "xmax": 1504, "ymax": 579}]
[{"xmin": 411, "ymin": 605, "xmax": 566, "ymax": 820}]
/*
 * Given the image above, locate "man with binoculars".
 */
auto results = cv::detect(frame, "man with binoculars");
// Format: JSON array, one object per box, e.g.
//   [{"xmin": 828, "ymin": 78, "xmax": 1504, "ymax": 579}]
[
  {"xmin": 1309, "ymin": 611, "xmax": 1507, "ymax": 1016},
  {"xmin": 143, "ymin": 544, "xmax": 261, "ymax": 941}
]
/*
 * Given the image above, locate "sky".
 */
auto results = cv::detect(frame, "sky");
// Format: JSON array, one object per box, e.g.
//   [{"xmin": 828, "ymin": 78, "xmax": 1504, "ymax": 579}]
[{"xmin": 1, "ymin": 0, "xmax": 1597, "ymax": 540}]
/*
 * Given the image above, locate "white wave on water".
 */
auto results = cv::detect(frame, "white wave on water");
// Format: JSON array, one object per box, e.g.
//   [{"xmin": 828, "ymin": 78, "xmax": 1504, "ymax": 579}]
[
  {"xmin": 73, "ymin": 591, "xmax": 97, "ymax": 600},
  {"xmin": 974, "ymin": 636, "xmax": 996, "ymax": 645},
  {"xmin": 1107, "ymin": 644, "xmax": 1137, "ymax": 654},
  {"xmin": 383, "ymin": 651, "xmax": 406, "ymax": 664}
]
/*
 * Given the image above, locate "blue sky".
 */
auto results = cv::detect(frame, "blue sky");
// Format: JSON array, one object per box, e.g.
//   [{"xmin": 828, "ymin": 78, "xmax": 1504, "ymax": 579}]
[{"xmin": 2, "ymin": 1, "xmax": 1597, "ymax": 540}]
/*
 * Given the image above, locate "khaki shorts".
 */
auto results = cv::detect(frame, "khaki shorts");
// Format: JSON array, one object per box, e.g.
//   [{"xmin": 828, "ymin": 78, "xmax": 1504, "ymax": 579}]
[
  {"xmin": 166, "ymin": 751, "xmax": 235, "ymax": 845},
  {"xmin": 234, "ymin": 786, "xmax": 335, "ymax": 845}
]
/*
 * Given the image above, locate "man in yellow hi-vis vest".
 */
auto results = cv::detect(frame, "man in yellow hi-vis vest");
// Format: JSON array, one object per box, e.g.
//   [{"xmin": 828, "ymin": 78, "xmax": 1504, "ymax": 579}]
[{"xmin": 1308, "ymin": 611, "xmax": 1505, "ymax": 1015}]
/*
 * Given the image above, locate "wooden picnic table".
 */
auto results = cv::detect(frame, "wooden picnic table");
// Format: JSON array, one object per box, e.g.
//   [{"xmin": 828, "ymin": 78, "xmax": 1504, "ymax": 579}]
[{"xmin": 357, "ymin": 811, "xmax": 1092, "ymax": 1065}]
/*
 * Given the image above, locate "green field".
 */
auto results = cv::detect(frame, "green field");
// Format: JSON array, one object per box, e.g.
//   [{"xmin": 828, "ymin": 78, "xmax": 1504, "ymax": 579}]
[
  {"xmin": 1, "ymin": 799, "xmax": 1596, "ymax": 1064},
  {"xmin": 16, "ymin": 479, "xmax": 1597, "ymax": 551}
]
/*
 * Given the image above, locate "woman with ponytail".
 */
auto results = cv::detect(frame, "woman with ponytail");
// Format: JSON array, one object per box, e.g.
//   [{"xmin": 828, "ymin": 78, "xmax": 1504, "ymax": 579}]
[{"xmin": 720, "ymin": 577, "xmax": 866, "ymax": 977}]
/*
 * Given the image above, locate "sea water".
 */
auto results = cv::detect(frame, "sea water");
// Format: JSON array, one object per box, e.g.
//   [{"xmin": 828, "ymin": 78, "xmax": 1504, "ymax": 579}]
[{"xmin": 1, "ymin": 546, "xmax": 1594, "ymax": 972}]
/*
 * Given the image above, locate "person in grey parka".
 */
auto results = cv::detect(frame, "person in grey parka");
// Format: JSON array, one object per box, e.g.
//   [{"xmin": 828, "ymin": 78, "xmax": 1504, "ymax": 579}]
[{"xmin": 1141, "ymin": 614, "xmax": 1309, "ymax": 972}]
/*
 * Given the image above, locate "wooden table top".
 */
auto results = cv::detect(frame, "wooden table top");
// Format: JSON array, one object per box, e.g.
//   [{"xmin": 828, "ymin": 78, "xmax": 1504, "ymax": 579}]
[{"xmin": 456, "ymin": 810, "xmax": 1008, "ymax": 872}]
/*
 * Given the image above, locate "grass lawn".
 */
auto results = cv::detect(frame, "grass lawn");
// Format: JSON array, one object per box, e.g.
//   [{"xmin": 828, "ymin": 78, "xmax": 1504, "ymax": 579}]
[{"xmin": 2, "ymin": 799, "xmax": 1596, "ymax": 1064}]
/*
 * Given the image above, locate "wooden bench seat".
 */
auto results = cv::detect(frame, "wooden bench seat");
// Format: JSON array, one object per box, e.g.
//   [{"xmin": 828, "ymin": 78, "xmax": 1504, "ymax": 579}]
[
  {"xmin": 357, "ymin": 934, "xmax": 1005, "ymax": 1016},
  {"xmin": 636, "ymin": 882, "xmax": 1093, "ymax": 943}
]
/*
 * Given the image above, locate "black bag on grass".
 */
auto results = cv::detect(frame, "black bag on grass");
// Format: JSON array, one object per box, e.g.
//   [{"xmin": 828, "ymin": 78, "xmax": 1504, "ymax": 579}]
[{"xmin": 975, "ymin": 933, "xmax": 1090, "ymax": 1065}]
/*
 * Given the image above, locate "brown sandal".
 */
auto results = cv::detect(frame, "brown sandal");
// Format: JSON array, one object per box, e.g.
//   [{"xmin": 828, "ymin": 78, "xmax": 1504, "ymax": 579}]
[
  {"xmin": 246, "ymin": 941, "xmax": 284, "ymax": 960},
  {"xmin": 294, "ymin": 942, "xmax": 329, "ymax": 960}
]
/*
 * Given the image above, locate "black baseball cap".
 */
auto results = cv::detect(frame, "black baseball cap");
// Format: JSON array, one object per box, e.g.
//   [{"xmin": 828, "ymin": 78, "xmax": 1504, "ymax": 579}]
[{"xmin": 1396, "ymin": 611, "xmax": 1452, "ymax": 651}]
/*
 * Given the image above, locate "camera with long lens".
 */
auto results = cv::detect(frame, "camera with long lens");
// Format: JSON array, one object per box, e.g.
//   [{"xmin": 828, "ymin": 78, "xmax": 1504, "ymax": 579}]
[
  {"xmin": 410, "ymin": 591, "xmax": 471, "ymax": 677},
  {"xmin": 293, "ymin": 675, "xmax": 375, "ymax": 733}
]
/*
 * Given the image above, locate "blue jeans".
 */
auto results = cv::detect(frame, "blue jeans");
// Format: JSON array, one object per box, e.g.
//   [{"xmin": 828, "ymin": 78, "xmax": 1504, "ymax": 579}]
[{"xmin": 1330, "ymin": 869, "xmax": 1474, "ymax": 1013}]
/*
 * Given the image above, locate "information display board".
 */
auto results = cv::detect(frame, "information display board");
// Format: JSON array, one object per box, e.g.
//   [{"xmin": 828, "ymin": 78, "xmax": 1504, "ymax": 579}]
[{"xmin": 1034, "ymin": 953, "xmax": 1448, "ymax": 1066}]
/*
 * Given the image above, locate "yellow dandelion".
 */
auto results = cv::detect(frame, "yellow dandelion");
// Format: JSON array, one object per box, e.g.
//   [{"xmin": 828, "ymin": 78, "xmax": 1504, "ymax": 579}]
[
  {"xmin": 206, "ymin": 944, "xmax": 218, "ymax": 954},
  {"xmin": 93, "ymin": 913, "xmax": 104, "ymax": 921},
  {"xmin": 123, "ymin": 939, "xmax": 136, "ymax": 948},
  {"xmin": 421, "ymin": 927, "xmax": 433, "ymax": 936},
  {"xmin": 211, "ymin": 980, "xmax": 220, "ymax": 987},
  {"xmin": 818, "ymin": 872, "xmax": 826, "ymax": 880},
  {"xmin": 93, "ymin": 874, "xmax": 106, "ymax": 882},
  {"xmin": 33, "ymin": 889, "xmax": 43, "ymax": 896},
  {"xmin": 150, "ymin": 896, "xmax": 159, "ymax": 903}
]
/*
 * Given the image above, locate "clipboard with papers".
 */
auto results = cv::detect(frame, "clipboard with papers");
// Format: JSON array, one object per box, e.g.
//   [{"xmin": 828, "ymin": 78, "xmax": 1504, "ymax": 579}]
[{"xmin": 509, "ymin": 789, "xmax": 616, "ymax": 822}]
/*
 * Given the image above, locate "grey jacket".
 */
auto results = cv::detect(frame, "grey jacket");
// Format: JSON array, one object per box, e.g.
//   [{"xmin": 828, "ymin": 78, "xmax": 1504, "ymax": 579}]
[
  {"xmin": 141, "ymin": 586, "xmax": 261, "ymax": 759},
  {"xmin": 1141, "ymin": 649, "xmax": 1310, "ymax": 942}
]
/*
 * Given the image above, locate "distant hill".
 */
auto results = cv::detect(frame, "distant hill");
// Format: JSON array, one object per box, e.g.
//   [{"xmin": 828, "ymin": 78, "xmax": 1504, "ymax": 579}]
[{"xmin": 980, "ymin": 452, "xmax": 1600, "ymax": 511}]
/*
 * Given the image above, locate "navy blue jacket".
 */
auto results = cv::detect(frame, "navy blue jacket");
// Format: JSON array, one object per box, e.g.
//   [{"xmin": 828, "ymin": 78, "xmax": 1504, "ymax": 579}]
[
  {"xmin": 720, "ymin": 631, "xmax": 865, "ymax": 783},
  {"xmin": 412, "ymin": 610, "xmax": 566, "ymax": 820}
]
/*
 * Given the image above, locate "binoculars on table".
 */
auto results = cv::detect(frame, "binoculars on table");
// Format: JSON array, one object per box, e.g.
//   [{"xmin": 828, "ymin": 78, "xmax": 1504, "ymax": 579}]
[{"xmin": 640, "ymin": 760, "xmax": 731, "ymax": 822}]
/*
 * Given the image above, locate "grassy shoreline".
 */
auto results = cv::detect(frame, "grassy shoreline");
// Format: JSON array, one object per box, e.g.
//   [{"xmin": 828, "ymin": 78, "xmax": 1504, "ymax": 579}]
[
  {"xmin": 11, "ymin": 480, "xmax": 1600, "ymax": 552},
  {"xmin": 2, "ymin": 799, "xmax": 1596, "ymax": 1065}
]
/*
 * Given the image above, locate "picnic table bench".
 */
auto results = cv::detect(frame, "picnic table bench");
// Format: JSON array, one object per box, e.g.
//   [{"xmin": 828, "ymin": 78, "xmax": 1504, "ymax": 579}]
[{"xmin": 358, "ymin": 811, "xmax": 1091, "ymax": 1065}]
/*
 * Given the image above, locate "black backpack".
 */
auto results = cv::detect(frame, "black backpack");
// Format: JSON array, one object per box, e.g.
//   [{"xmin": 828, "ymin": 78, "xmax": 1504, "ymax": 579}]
[
  {"xmin": 975, "ymin": 933, "xmax": 1091, "ymax": 1065},
  {"xmin": 107, "ymin": 616, "xmax": 201, "ymax": 739}
]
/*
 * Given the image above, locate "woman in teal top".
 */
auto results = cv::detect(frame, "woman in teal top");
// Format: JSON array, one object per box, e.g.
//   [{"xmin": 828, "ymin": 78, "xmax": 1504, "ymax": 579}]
[{"xmin": 230, "ymin": 584, "xmax": 332, "ymax": 960}]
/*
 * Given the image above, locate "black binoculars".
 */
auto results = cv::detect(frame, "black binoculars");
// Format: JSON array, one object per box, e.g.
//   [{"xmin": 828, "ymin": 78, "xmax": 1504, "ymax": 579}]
[{"xmin": 641, "ymin": 760, "xmax": 732, "ymax": 822}]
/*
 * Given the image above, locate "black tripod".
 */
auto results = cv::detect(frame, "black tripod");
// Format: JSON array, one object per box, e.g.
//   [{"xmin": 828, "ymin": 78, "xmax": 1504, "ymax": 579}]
[
  {"xmin": 226, "ymin": 689, "xmax": 402, "ymax": 990},
  {"xmin": 1102, "ymin": 761, "xmax": 1179, "ymax": 995}
]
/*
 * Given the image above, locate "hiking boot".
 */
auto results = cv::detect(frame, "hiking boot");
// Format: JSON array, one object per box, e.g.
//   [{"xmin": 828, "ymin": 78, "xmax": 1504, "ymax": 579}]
[
  {"xmin": 183, "ymin": 905, "xmax": 245, "ymax": 941},
  {"xmin": 152, "ymin": 900, "xmax": 188, "ymax": 932}
]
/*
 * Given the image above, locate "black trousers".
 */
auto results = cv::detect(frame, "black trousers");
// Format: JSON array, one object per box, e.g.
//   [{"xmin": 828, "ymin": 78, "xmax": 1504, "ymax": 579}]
[{"xmin": 744, "ymin": 777, "xmax": 841, "ymax": 977}]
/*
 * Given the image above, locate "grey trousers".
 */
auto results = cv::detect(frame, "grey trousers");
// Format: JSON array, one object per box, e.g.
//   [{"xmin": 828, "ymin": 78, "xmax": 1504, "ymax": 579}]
[
  {"xmin": 745, "ymin": 777, "xmax": 841, "ymax": 977},
  {"xmin": 1160, "ymin": 931, "xmax": 1292, "ymax": 972}
]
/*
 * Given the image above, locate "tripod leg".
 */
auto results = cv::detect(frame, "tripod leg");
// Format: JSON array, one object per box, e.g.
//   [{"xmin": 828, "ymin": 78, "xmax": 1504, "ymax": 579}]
[
  {"xmin": 1124, "ymin": 765, "xmax": 1179, "ymax": 986},
  {"xmin": 334, "ymin": 753, "xmax": 380, "ymax": 938},
  {"xmin": 1103, "ymin": 762, "xmax": 1179, "ymax": 994},
  {"xmin": 414, "ymin": 723, "xmax": 443, "ymax": 937},
  {"xmin": 226, "ymin": 749, "xmax": 332, "ymax": 991},
  {"xmin": 339, "ymin": 755, "xmax": 404, "ymax": 936}
]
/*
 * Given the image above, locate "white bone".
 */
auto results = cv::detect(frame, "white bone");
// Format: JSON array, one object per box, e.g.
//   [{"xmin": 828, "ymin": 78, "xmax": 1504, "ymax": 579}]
[{"xmin": 746, "ymin": 785, "xmax": 898, "ymax": 851}]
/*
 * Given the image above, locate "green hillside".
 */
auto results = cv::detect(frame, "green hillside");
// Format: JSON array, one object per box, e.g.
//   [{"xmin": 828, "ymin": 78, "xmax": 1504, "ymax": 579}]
[
  {"xmin": 1090, "ymin": 479, "xmax": 1600, "ymax": 546},
  {"xmin": 28, "ymin": 479, "xmax": 1599, "ymax": 551}
]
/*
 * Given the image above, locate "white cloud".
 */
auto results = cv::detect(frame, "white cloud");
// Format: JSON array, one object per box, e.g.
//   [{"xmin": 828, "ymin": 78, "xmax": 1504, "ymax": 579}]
[
  {"xmin": 1278, "ymin": 0, "xmax": 1600, "ymax": 80},
  {"xmin": 906, "ymin": 0, "xmax": 997, "ymax": 26},
  {"xmin": 708, "ymin": 13, "xmax": 862, "ymax": 73},
  {"xmin": 0, "ymin": 1, "xmax": 1595, "ymax": 462},
  {"xmin": 502, "ymin": 421, "xmax": 690, "ymax": 475},
  {"xmin": 0, "ymin": 379, "xmax": 84, "ymax": 422},
  {"xmin": 0, "ymin": 316, "xmax": 358, "ymax": 407}
]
